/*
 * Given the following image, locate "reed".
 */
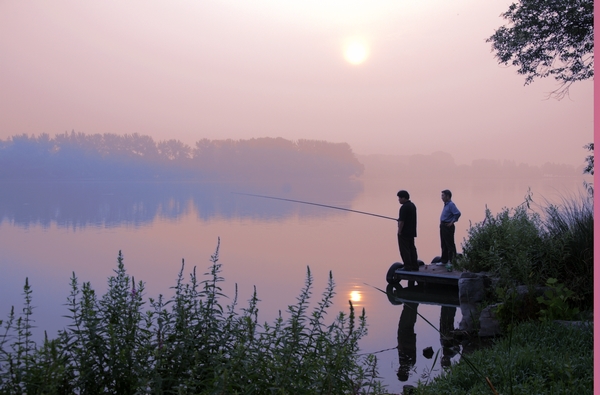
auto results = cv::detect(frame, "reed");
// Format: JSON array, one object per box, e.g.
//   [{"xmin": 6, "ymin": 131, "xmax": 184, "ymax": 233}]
[
  {"xmin": 0, "ymin": 241, "xmax": 384, "ymax": 395},
  {"xmin": 537, "ymin": 192, "xmax": 594, "ymax": 308},
  {"xmin": 456, "ymin": 190, "xmax": 594, "ymax": 310}
]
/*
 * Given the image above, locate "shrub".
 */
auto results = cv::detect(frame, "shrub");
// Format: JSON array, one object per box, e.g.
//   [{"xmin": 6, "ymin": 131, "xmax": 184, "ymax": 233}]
[
  {"xmin": 0, "ymin": 242, "xmax": 384, "ymax": 395},
  {"xmin": 536, "ymin": 278, "xmax": 580, "ymax": 322},
  {"xmin": 456, "ymin": 204, "xmax": 545, "ymax": 288},
  {"xmin": 493, "ymin": 286, "xmax": 541, "ymax": 329},
  {"xmin": 456, "ymin": 191, "xmax": 593, "ymax": 310}
]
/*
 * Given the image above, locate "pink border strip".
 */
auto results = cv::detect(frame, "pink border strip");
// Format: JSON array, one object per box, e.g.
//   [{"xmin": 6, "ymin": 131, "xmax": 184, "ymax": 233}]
[{"xmin": 594, "ymin": 1, "xmax": 599, "ymax": 390}]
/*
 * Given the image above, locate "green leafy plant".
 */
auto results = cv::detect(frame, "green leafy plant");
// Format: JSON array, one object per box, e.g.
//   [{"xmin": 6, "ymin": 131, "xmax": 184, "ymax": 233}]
[
  {"xmin": 493, "ymin": 286, "xmax": 540, "ymax": 330},
  {"xmin": 536, "ymin": 278, "xmax": 580, "ymax": 322},
  {"xmin": 456, "ymin": 191, "xmax": 593, "ymax": 311},
  {"xmin": 456, "ymin": 203, "xmax": 545, "ymax": 288},
  {"xmin": 0, "ymin": 241, "xmax": 385, "ymax": 395}
]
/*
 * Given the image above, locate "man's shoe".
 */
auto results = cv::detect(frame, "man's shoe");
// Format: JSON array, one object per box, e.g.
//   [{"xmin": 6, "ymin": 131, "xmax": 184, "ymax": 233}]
[{"xmin": 430, "ymin": 256, "xmax": 442, "ymax": 265}]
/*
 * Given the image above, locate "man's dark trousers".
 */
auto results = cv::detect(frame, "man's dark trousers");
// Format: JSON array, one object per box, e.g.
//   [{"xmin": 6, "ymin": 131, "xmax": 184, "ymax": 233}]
[
  {"xmin": 398, "ymin": 234, "xmax": 419, "ymax": 270},
  {"xmin": 440, "ymin": 223, "xmax": 456, "ymax": 263}
]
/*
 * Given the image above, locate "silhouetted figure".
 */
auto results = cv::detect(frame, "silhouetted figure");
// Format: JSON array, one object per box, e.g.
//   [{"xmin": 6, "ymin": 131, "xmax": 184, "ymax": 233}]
[
  {"xmin": 397, "ymin": 301, "xmax": 419, "ymax": 382},
  {"xmin": 439, "ymin": 305, "xmax": 457, "ymax": 368},
  {"xmin": 439, "ymin": 189, "xmax": 461, "ymax": 265},
  {"xmin": 396, "ymin": 190, "xmax": 419, "ymax": 271}
]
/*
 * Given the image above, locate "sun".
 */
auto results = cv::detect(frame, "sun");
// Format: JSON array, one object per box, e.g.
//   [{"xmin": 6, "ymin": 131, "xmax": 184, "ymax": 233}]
[
  {"xmin": 349, "ymin": 290, "xmax": 362, "ymax": 302},
  {"xmin": 344, "ymin": 39, "xmax": 369, "ymax": 65}
]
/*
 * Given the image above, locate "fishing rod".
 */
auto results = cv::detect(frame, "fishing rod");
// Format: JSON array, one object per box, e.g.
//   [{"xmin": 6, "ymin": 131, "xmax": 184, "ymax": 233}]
[{"xmin": 232, "ymin": 192, "xmax": 398, "ymax": 221}]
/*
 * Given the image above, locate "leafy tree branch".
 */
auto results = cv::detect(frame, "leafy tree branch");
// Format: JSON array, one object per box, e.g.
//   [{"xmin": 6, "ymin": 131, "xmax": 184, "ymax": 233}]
[{"xmin": 487, "ymin": 0, "xmax": 594, "ymax": 99}]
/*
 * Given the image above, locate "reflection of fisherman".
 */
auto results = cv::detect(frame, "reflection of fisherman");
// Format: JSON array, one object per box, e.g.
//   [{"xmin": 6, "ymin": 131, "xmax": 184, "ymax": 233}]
[
  {"xmin": 397, "ymin": 302, "xmax": 419, "ymax": 382},
  {"xmin": 439, "ymin": 306, "xmax": 457, "ymax": 368}
]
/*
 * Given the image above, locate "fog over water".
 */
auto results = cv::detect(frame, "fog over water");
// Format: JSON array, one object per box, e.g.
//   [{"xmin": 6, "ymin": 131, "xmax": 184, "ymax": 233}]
[
  {"xmin": 0, "ymin": 1, "xmax": 594, "ymax": 390},
  {"xmin": 0, "ymin": 149, "xmax": 589, "ymax": 390}
]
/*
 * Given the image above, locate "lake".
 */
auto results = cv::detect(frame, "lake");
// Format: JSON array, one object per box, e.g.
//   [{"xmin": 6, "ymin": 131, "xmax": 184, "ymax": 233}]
[{"xmin": 0, "ymin": 171, "xmax": 586, "ymax": 392}]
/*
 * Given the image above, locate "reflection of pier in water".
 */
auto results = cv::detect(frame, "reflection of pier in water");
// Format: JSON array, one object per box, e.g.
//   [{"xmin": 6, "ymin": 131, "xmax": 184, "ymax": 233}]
[
  {"xmin": 386, "ymin": 281, "xmax": 459, "ymax": 307},
  {"xmin": 387, "ymin": 278, "xmax": 461, "ymax": 384}
]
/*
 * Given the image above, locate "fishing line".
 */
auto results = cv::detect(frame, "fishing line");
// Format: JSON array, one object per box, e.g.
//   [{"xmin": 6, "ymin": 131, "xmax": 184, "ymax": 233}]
[{"xmin": 231, "ymin": 192, "xmax": 398, "ymax": 221}]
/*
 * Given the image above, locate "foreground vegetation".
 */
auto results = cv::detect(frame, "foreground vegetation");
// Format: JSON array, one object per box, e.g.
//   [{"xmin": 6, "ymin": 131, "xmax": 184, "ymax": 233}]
[
  {"xmin": 0, "ymin": 189, "xmax": 593, "ymax": 394},
  {"xmin": 456, "ymin": 190, "xmax": 593, "ymax": 312},
  {"xmin": 415, "ymin": 320, "xmax": 593, "ymax": 395},
  {"xmin": 419, "ymin": 191, "xmax": 594, "ymax": 394},
  {"xmin": 0, "ymin": 241, "xmax": 384, "ymax": 395}
]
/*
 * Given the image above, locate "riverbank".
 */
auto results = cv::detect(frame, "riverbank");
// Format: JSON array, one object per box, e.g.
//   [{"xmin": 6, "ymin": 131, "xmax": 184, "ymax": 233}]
[{"xmin": 408, "ymin": 319, "xmax": 593, "ymax": 395}]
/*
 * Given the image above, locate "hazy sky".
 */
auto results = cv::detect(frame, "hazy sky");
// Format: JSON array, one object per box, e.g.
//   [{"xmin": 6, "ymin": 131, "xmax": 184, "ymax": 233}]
[{"xmin": 0, "ymin": 0, "xmax": 593, "ymax": 166}]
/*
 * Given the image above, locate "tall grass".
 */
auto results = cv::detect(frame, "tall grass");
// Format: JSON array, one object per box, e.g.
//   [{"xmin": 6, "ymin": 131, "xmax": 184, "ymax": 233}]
[
  {"xmin": 413, "ymin": 320, "xmax": 593, "ymax": 395},
  {"xmin": 456, "ymin": 190, "xmax": 593, "ymax": 310},
  {"xmin": 0, "ymin": 241, "xmax": 384, "ymax": 395},
  {"xmin": 538, "ymin": 192, "xmax": 594, "ymax": 306},
  {"xmin": 419, "ymin": 191, "xmax": 594, "ymax": 395}
]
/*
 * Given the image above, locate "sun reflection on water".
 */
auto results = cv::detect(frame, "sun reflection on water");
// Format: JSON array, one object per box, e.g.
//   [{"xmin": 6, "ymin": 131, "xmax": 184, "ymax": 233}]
[{"xmin": 349, "ymin": 290, "xmax": 362, "ymax": 302}]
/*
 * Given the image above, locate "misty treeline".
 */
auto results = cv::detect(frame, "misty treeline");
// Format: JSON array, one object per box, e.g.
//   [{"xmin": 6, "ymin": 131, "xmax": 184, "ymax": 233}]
[
  {"xmin": 360, "ymin": 151, "xmax": 585, "ymax": 179},
  {"xmin": 0, "ymin": 132, "xmax": 364, "ymax": 181}
]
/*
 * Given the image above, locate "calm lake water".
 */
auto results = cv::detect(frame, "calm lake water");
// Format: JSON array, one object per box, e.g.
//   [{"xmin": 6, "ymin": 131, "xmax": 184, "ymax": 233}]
[{"xmin": 0, "ymin": 172, "xmax": 586, "ymax": 392}]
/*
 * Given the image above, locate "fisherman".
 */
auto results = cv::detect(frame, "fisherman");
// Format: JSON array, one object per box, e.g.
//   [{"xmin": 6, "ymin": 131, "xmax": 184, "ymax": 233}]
[
  {"xmin": 438, "ymin": 189, "xmax": 461, "ymax": 266},
  {"xmin": 397, "ymin": 190, "xmax": 419, "ymax": 271}
]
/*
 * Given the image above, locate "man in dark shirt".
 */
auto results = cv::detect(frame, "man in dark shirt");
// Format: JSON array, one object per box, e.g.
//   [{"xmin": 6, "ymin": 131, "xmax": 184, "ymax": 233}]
[{"xmin": 397, "ymin": 190, "xmax": 419, "ymax": 271}]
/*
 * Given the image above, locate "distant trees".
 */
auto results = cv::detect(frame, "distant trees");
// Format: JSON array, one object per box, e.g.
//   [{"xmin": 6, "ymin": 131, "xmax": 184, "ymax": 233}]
[
  {"xmin": 583, "ymin": 143, "xmax": 593, "ymax": 175},
  {"xmin": 1, "ymin": 132, "xmax": 584, "ymax": 182},
  {"xmin": 487, "ymin": 0, "xmax": 594, "ymax": 99},
  {"xmin": 582, "ymin": 143, "xmax": 594, "ymax": 194},
  {"xmin": 192, "ymin": 137, "xmax": 364, "ymax": 180},
  {"xmin": 359, "ymin": 152, "xmax": 583, "ymax": 180},
  {"xmin": 0, "ymin": 133, "xmax": 364, "ymax": 181}
]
